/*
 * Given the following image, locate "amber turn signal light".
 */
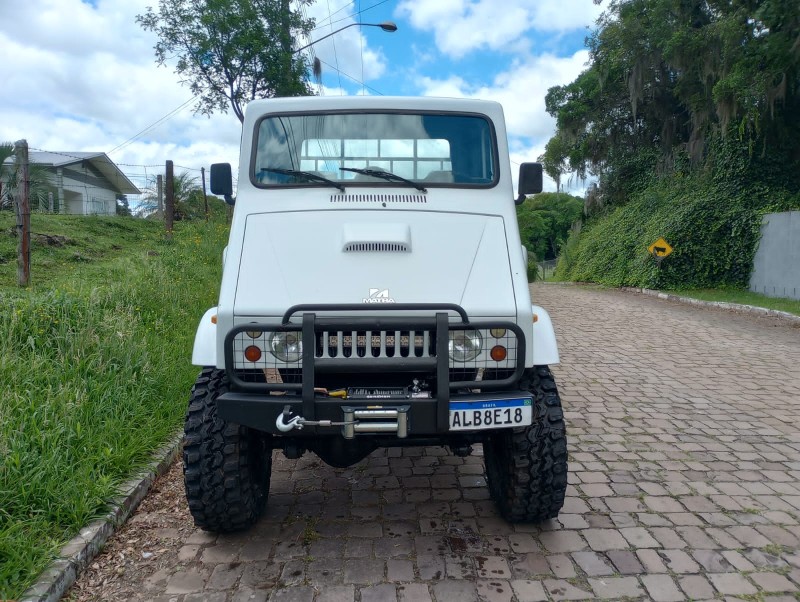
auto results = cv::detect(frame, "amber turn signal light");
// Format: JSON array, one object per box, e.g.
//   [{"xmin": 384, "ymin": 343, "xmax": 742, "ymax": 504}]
[
  {"xmin": 490, "ymin": 345, "xmax": 507, "ymax": 361},
  {"xmin": 244, "ymin": 345, "xmax": 262, "ymax": 362}
]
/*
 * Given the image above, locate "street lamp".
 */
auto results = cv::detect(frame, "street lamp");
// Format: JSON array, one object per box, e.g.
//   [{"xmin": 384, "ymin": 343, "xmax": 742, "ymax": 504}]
[{"xmin": 293, "ymin": 21, "xmax": 398, "ymax": 54}]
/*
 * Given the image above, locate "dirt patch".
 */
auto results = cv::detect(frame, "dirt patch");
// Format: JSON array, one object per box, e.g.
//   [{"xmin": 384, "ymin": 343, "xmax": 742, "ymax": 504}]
[{"xmin": 64, "ymin": 459, "xmax": 193, "ymax": 601}]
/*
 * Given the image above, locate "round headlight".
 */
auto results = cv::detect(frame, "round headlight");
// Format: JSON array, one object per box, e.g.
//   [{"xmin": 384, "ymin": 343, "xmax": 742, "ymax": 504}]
[
  {"xmin": 448, "ymin": 329, "xmax": 483, "ymax": 362},
  {"xmin": 269, "ymin": 332, "xmax": 303, "ymax": 362}
]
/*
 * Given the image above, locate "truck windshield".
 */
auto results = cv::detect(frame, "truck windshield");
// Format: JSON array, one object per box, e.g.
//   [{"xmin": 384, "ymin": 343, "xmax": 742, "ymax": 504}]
[{"xmin": 253, "ymin": 112, "xmax": 497, "ymax": 188}]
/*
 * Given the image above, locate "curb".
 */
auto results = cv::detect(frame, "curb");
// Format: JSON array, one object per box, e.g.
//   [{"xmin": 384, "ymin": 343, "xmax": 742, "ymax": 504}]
[
  {"xmin": 19, "ymin": 433, "xmax": 184, "ymax": 602},
  {"xmin": 623, "ymin": 287, "xmax": 800, "ymax": 324}
]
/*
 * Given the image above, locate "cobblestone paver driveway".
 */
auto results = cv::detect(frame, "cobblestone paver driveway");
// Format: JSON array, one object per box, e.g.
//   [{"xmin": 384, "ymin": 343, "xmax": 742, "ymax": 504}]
[{"xmin": 68, "ymin": 284, "xmax": 800, "ymax": 602}]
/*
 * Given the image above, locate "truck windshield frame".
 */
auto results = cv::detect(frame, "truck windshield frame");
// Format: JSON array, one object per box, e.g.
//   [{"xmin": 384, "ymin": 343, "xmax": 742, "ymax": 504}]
[{"xmin": 250, "ymin": 110, "xmax": 499, "ymax": 190}]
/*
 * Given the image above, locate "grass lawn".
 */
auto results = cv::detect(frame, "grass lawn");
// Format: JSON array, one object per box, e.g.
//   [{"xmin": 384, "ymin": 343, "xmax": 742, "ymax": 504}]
[
  {"xmin": 0, "ymin": 211, "xmax": 228, "ymax": 598},
  {"xmin": 668, "ymin": 287, "xmax": 800, "ymax": 316}
]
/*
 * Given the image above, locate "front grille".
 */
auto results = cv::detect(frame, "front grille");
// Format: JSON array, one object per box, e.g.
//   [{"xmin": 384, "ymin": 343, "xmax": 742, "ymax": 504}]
[{"xmin": 316, "ymin": 330, "xmax": 433, "ymax": 358}]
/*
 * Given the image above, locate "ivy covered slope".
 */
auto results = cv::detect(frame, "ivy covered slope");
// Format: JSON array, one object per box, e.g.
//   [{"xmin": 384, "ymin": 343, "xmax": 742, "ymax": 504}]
[
  {"xmin": 543, "ymin": 0, "xmax": 800, "ymax": 289},
  {"xmin": 558, "ymin": 142, "xmax": 800, "ymax": 289}
]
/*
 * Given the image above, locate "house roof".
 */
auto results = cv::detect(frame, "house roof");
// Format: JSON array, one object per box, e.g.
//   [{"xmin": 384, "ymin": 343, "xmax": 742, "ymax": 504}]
[{"xmin": 12, "ymin": 151, "xmax": 141, "ymax": 195}]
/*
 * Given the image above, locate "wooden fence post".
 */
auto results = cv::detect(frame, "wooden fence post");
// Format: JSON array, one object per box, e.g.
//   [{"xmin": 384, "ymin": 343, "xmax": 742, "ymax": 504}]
[
  {"xmin": 156, "ymin": 174, "xmax": 163, "ymax": 217},
  {"xmin": 201, "ymin": 166, "xmax": 209, "ymax": 222},
  {"xmin": 165, "ymin": 160, "xmax": 174, "ymax": 239},
  {"xmin": 14, "ymin": 139, "xmax": 31, "ymax": 287}
]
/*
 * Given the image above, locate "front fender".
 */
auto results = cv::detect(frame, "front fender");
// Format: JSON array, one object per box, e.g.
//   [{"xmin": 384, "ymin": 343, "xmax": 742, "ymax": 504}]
[
  {"xmin": 531, "ymin": 304, "xmax": 559, "ymax": 366},
  {"xmin": 192, "ymin": 307, "xmax": 218, "ymax": 366}
]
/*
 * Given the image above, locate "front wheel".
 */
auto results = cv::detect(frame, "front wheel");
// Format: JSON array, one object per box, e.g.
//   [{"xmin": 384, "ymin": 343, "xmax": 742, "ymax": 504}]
[
  {"xmin": 183, "ymin": 367, "xmax": 271, "ymax": 532},
  {"xmin": 483, "ymin": 366, "xmax": 568, "ymax": 522}
]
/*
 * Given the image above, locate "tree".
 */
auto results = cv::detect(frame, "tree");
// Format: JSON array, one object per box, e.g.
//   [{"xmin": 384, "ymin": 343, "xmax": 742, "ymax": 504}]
[
  {"xmin": 543, "ymin": 0, "xmax": 800, "ymax": 207},
  {"xmin": 137, "ymin": 0, "xmax": 316, "ymax": 123},
  {"xmin": 137, "ymin": 172, "xmax": 209, "ymax": 220},
  {"xmin": 0, "ymin": 142, "xmax": 54, "ymax": 212},
  {"xmin": 516, "ymin": 193, "xmax": 584, "ymax": 261},
  {"xmin": 116, "ymin": 195, "xmax": 132, "ymax": 216},
  {"xmin": 538, "ymin": 135, "xmax": 571, "ymax": 192}
]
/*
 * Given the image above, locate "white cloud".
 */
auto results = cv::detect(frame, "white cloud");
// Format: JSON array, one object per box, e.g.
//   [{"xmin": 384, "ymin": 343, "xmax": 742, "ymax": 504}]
[
  {"xmin": 418, "ymin": 50, "xmax": 590, "ymax": 195},
  {"xmin": 396, "ymin": 0, "xmax": 601, "ymax": 57},
  {"xmin": 419, "ymin": 51, "xmax": 589, "ymax": 141},
  {"xmin": 0, "ymin": 0, "xmax": 592, "ymax": 200},
  {"xmin": 0, "ymin": 0, "xmax": 391, "ymax": 176}
]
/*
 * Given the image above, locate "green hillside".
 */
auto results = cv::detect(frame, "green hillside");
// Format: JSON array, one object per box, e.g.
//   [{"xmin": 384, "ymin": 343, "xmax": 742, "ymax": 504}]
[{"xmin": 0, "ymin": 212, "xmax": 228, "ymax": 599}]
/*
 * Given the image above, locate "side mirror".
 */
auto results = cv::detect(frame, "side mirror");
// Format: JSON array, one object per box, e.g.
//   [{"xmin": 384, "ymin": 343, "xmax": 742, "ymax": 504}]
[
  {"xmin": 210, "ymin": 163, "xmax": 235, "ymax": 205},
  {"xmin": 516, "ymin": 162, "xmax": 543, "ymax": 205}
]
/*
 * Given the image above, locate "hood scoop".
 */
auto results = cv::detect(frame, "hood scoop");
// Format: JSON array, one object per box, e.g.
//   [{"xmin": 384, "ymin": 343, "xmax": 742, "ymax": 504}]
[
  {"xmin": 330, "ymin": 193, "xmax": 426, "ymax": 204},
  {"xmin": 342, "ymin": 223, "xmax": 411, "ymax": 253}
]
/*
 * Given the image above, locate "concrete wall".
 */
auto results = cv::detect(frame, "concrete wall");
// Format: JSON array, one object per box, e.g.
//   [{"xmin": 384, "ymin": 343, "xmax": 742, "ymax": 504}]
[{"xmin": 749, "ymin": 211, "xmax": 800, "ymax": 300}]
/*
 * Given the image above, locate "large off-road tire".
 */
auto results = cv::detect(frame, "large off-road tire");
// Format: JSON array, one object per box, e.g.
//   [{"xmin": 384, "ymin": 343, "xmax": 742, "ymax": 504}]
[
  {"xmin": 484, "ymin": 366, "xmax": 568, "ymax": 522},
  {"xmin": 183, "ymin": 367, "xmax": 271, "ymax": 532}
]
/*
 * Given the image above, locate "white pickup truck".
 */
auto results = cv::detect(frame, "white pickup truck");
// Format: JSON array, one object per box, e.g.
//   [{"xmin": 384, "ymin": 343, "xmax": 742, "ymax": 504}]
[{"xmin": 186, "ymin": 95, "xmax": 567, "ymax": 532}]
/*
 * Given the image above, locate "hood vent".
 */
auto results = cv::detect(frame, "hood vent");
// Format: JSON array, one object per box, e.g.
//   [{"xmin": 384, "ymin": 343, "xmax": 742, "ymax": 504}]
[
  {"xmin": 331, "ymin": 194, "xmax": 427, "ymax": 204},
  {"xmin": 342, "ymin": 223, "xmax": 412, "ymax": 253},
  {"xmin": 344, "ymin": 242, "xmax": 409, "ymax": 253}
]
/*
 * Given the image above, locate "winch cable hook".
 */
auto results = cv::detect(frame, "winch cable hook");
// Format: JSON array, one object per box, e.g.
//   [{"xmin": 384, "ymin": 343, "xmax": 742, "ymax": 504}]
[{"xmin": 276, "ymin": 405, "xmax": 305, "ymax": 432}]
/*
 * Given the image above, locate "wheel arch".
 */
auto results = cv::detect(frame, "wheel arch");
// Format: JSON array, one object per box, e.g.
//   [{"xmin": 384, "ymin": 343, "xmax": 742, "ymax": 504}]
[
  {"xmin": 192, "ymin": 307, "xmax": 218, "ymax": 366},
  {"xmin": 531, "ymin": 304, "xmax": 559, "ymax": 366}
]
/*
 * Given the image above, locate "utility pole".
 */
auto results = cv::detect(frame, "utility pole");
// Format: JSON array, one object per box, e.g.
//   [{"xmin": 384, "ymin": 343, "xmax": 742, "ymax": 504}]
[
  {"xmin": 165, "ymin": 160, "xmax": 174, "ymax": 239},
  {"xmin": 14, "ymin": 139, "xmax": 30, "ymax": 287},
  {"xmin": 201, "ymin": 166, "xmax": 209, "ymax": 222}
]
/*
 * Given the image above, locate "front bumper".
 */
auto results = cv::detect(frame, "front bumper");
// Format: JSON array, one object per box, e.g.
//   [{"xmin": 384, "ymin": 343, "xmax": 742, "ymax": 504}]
[{"xmin": 220, "ymin": 303, "xmax": 526, "ymax": 435}]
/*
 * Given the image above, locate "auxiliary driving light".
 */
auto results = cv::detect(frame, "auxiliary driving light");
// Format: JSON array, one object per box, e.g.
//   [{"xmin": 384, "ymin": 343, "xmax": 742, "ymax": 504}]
[
  {"xmin": 448, "ymin": 329, "xmax": 483, "ymax": 362},
  {"xmin": 269, "ymin": 332, "xmax": 303, "ymax": 362},
  {"xmin": 244, "ymin": 345, "xmax": 262, "ymax": 362}
]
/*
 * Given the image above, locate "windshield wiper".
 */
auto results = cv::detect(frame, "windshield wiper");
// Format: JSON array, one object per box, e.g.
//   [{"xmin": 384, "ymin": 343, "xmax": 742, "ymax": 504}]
[
  {"xmin": 339, "ymin": 167, "xmax": 427, "ymax": 193},
  {"xmin": 260, "ymin": 167, "xmax": 345, "ymax": 192}
]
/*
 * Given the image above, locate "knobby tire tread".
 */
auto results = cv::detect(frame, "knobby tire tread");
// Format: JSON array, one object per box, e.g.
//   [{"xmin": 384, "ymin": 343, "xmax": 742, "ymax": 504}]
[
  {"xmin": 484, "ymin": 365, "xmax": 568, "ymax": 522},
  {"xmin": 183, "ymin": 367, "xmax": 271, "ymax": 533}
]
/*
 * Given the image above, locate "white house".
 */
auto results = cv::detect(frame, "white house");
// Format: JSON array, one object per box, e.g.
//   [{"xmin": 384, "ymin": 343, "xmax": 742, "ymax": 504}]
[{"xmin": 4, "ymin": 151, "xmax": 141, "ymax": 216}]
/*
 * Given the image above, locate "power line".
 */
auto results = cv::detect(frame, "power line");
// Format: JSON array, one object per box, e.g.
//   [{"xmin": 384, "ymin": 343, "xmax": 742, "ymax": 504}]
[
  {"xmin": 100, "ymin": 3, "xmax": 392, "ymax": 153},
  {"xmin": 310, "ymin": 0, "xmax": 392, "ymax": 31},
  {"xmin": 316, "ymin": 58, "xmax": 384, "ymax": 95},
  {"xmin": 326, "ymin": 0, "xmax": 344, "ymax": 94},
  {"xmin": 107, "ymin": 97, "xmax": 196, "ymax": 156},
  {"xmin": 358, "ymin": 0, "xmax": 365, "ymax": 95}
]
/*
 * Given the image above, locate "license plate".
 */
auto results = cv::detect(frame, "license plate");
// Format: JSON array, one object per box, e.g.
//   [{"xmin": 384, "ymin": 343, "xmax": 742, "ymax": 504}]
[{"xmin": 449, "ymin": 397, "xmax": 533, "ymax": 431}]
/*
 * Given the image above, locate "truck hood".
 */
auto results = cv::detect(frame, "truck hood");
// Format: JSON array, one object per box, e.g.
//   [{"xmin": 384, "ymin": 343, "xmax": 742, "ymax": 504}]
[{"xmin": 234, "ymin": 211, "xmax": 516, "ymax": 318}]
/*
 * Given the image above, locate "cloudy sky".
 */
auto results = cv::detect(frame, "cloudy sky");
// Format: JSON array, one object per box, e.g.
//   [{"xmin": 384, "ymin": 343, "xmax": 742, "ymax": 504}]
[{"xmin": 0, "ymin": 0, "xmax": 602, "ymax": 197}]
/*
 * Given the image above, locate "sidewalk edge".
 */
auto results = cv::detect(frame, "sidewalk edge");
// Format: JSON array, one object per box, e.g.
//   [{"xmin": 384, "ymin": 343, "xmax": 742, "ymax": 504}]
[{"xmin": 19, "ymin": 433, "xmax": 183, "ymax": 602}]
